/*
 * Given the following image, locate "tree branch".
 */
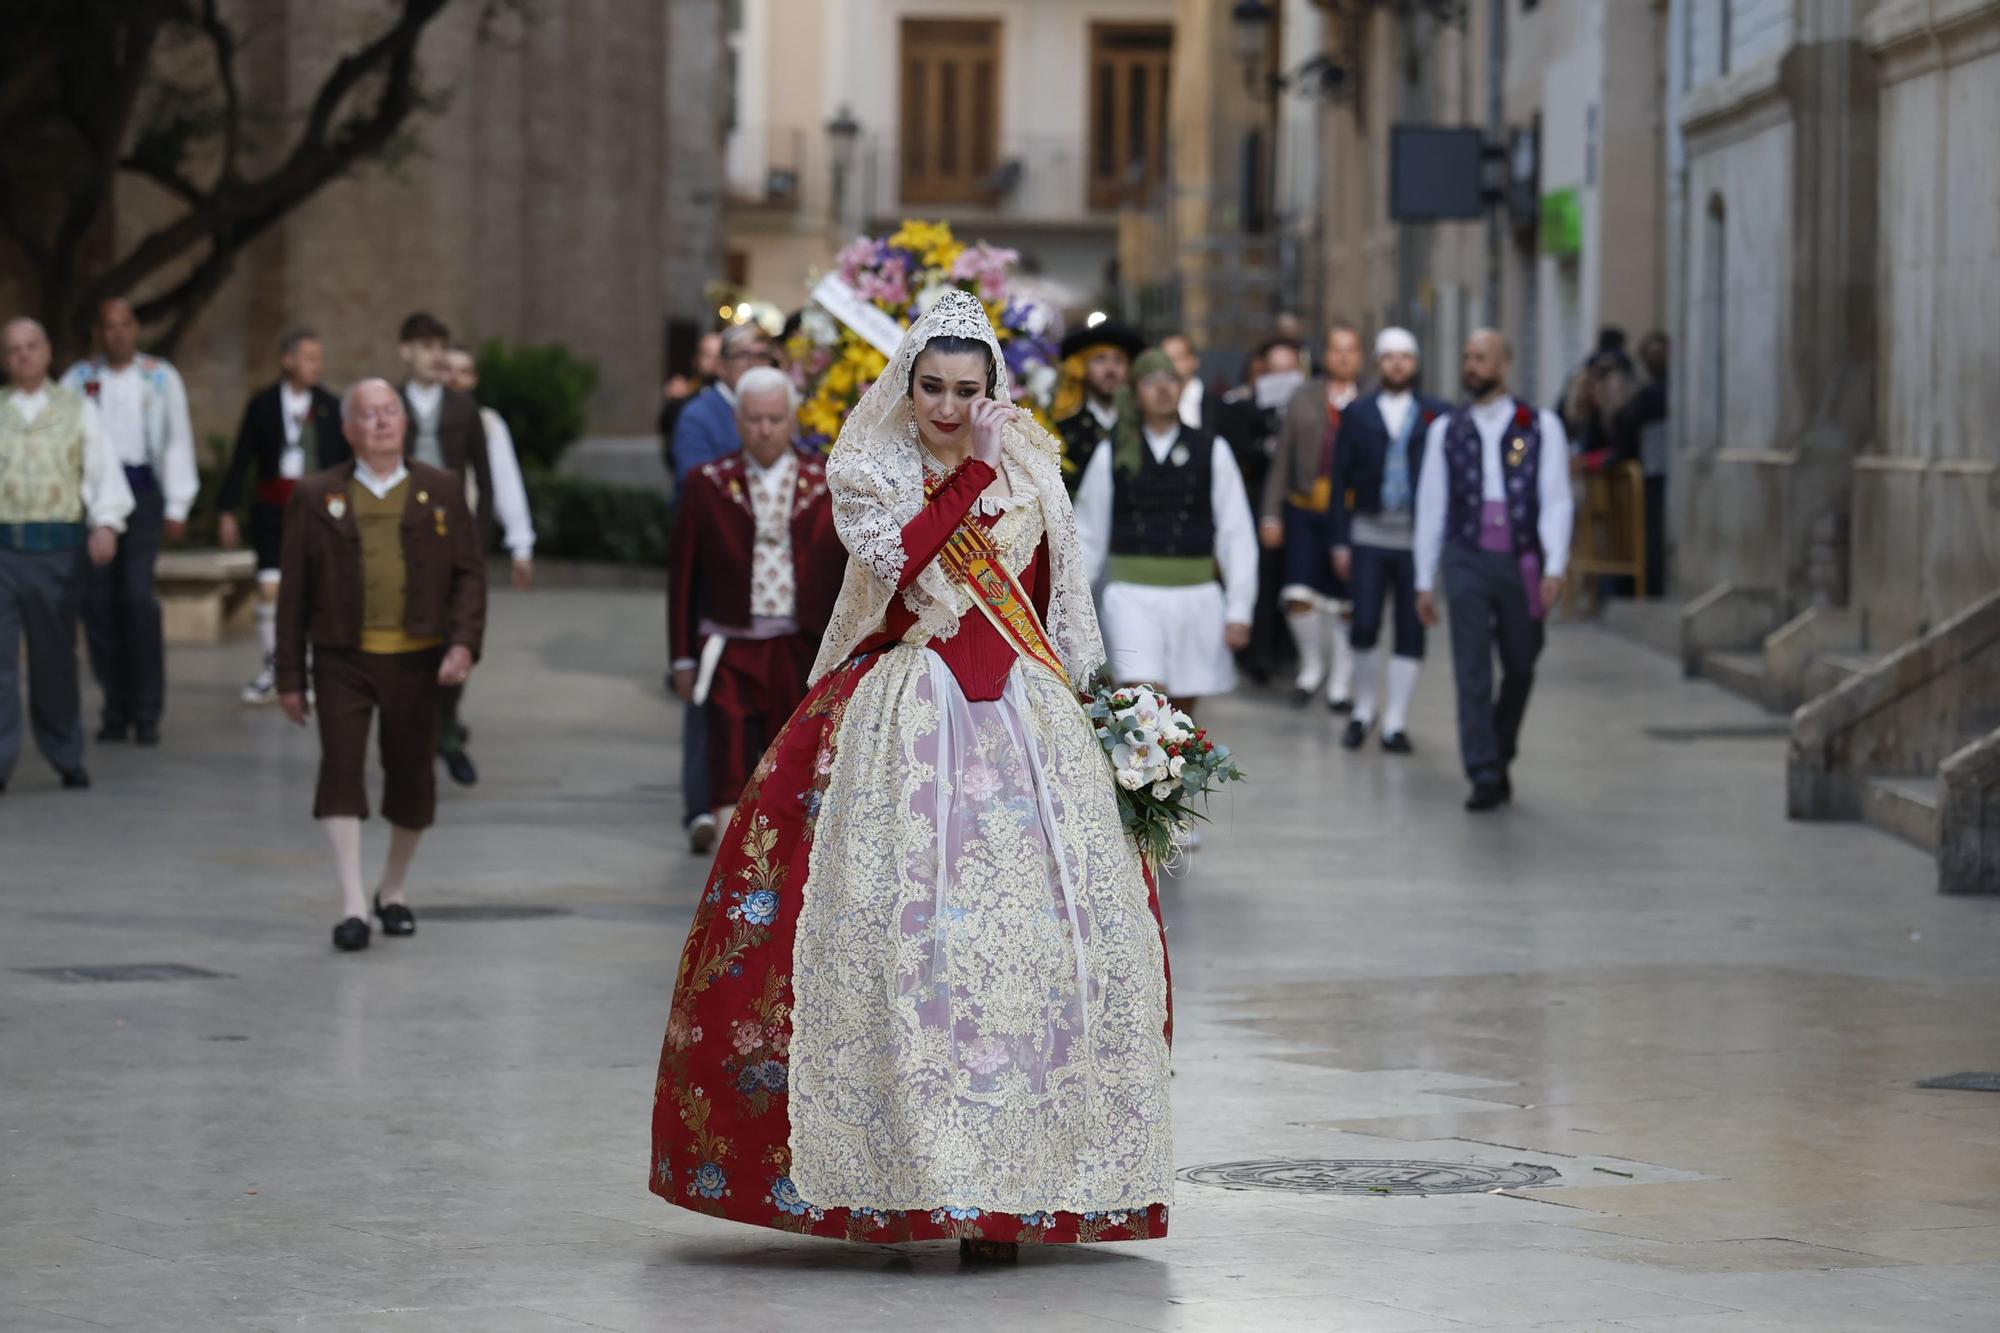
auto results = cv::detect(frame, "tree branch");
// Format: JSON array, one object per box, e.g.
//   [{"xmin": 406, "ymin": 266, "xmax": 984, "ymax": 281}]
[{"xmin": 197, "ymin": 0, "xmax": 242, "ymax": 186}]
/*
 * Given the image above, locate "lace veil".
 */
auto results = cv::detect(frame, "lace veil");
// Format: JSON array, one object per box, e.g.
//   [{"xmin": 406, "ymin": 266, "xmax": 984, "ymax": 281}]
[{"xmin": 809, "ymin": 289, "xmax": 1105, "ymax": 684}]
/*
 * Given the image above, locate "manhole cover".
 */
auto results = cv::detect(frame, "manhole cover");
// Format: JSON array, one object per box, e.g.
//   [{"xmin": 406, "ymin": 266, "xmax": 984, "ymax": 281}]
[
  {"xmin": 1177, "ymin": 1159, "xmax": 1560, "ymax": 1196},
  {"xmin": 1918, "ymin": 1072, "xmax": 2000, "ymax": 1093},
  {"xmin": 417, "ymin": 904, "xmax": 572, "ymax": 922},
  {"xmin": 18, "ymin": 963, "xmax": 230, "ymax": 983},
  {"xmin": 1644, "ymin": 723, "xmax": 1792, "ymax": 742}
]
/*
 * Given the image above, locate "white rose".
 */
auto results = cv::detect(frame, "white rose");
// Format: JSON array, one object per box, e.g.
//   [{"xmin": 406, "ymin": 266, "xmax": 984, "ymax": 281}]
[
  {"xmin": 1150, "ymin": 781, "xmax": 1175, "ymax": 800},
  {"xmin": 1116, "ymin": 768, "xmax": 1145, "ymax": 791},
  {"xmin": 1168, "ymin": 754, "xmax": 1186, "ymax": 778}
]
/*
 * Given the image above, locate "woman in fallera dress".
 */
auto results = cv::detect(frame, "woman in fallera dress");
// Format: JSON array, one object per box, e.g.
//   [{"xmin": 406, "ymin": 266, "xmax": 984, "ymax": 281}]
[{"xmin": 649, "ymin": 291, "xmax": 1175, "ymax": 1259}]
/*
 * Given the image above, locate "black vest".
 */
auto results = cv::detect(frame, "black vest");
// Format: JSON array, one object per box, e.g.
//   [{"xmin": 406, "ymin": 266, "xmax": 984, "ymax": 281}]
[{"xmin": 1111, "ymin": 429, "xmax": 1215, "ymax": 558}]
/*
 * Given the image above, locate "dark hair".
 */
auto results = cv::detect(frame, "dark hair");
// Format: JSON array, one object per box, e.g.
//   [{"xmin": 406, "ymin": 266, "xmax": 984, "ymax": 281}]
[
  {"xmin": 278, "ymin": 327, "xmax": 319, "ymax": 357},
  {"xmin": 399, "ymin": 311, "xmax": 450, "ymax": 344},
  {"xmin": 1255, "ymin": 336, "xmax": 1303, "ymax": 362},
  {"xmin": 909, "ymin": 335, "xmax": 997, "ymax": 396},
  {"xmin": 1594, "ymin": 325, "xmax": 1628, "ymax": 354}
]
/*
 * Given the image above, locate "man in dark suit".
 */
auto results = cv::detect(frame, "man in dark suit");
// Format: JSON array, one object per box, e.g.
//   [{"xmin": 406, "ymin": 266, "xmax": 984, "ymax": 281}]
[
  {"xmin": 396, "ymin": 311, "xmax": 491, "ymax": 786},
  {"xmin": 217, "ymin": 328, "xmax": 347, "ymax": 704},
  {"xmin": 1055, "ymin": 320, "xmax": 1144, "ymax": 492},
  {"xmin": 1329, "ymin": 328, "xmax": 1450, "ymax": 753},
  {"xmin": 668, "ymin": 367, "xmax": 841, "ymax": 831},
  {"xmin": 276, "ymin": 378, "xmax": 486, "ymax": 952}
]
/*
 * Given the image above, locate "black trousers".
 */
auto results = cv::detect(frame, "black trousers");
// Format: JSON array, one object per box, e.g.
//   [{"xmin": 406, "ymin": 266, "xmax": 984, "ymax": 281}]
[
  {"xmin": 1441, "ymin": 544, "xmax": 1545, "ymax": 786},
  {"xmin": 85, "ymin": 491, "xmax": 166, "ymax": 730},
  {"xmin": 0, "ymin": 546, "xmax": 87, "ymax": 781},
  {"xmin": 1348, "ymin": 544, "xmax": 1424, "ymax": 660}
]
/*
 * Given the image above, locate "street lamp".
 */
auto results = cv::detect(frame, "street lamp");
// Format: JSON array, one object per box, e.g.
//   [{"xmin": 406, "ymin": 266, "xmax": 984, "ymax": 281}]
[
  {"xmin": 825, "ymin": 104, "xmax": 861, "ymax": 226},
  {"xmin": 1231, "ymin": 0, "xmax": 1275, "ymax": 95}
]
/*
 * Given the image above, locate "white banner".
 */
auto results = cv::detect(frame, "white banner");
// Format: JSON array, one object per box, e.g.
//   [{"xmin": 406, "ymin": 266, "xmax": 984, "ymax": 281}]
[{"xmin": 810, "ymin": 273, "xmax": 908, "ymax": 358}]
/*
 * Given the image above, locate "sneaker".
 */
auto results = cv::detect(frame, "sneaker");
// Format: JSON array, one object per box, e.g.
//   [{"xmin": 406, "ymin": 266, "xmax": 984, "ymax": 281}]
[
  {"xmin": 688, "ymin": 812, "xmax": 718, "ymax": 855},
  {"xmin": 241, "ymin": 658, "xmax": 277, "ymax": 705}
]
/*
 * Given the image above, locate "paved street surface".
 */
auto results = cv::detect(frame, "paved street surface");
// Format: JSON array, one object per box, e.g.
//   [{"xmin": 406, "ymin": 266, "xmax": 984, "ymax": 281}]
[{"xmin": 4, "ymin": 586, "xmax": 1997, "ymax": 1332}]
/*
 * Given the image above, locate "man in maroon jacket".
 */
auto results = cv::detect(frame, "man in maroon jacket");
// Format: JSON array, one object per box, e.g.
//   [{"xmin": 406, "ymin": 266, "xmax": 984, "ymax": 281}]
[{"xmin": 669, "ymin": 367, "xmax": 841, "ymax": 835}]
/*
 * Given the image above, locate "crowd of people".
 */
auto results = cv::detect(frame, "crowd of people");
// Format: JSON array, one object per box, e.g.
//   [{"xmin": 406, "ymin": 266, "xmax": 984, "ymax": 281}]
[{"xmin": 0, "ymin": 301, "xmax": 532, "ymax": 951}]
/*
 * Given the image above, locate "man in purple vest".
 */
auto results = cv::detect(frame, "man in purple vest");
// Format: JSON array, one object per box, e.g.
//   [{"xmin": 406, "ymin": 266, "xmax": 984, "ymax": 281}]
[{"xmin": 1413, "ymin": 330, "xmax": 1575, "ymax": 811}]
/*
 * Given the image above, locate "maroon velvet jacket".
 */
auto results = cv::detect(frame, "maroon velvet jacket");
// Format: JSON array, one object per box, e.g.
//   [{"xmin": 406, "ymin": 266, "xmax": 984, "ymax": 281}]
[{"xmin": 669, "ymin": 451, "xmax": 841, "ymax": 664}]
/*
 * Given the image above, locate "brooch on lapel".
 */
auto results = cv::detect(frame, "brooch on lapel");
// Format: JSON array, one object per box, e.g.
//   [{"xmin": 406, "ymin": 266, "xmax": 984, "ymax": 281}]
[
  {"xmin": 417, "ymin": 489, "xmax": 430, "ymax": 504},
  {"xmin": 1507, "ymin": 438, "xmax": 1528, "ymax": 467},
  {"xmin": 433, "ymin": 506, "xmax": 448, "ymax": 537},
  {"xmin": 326, "ymin": 495, "xmax": 347, "ymax": 520},
  {"xmin": 1169, "ymin": 443, "xmax": 1191, "ymax": 467}
]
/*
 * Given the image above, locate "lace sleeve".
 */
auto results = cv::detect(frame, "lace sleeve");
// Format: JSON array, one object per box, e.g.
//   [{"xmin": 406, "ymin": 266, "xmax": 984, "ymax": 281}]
[{"xmin": 826, "ymin": 443, "xmax": 913, "ymax": 586}]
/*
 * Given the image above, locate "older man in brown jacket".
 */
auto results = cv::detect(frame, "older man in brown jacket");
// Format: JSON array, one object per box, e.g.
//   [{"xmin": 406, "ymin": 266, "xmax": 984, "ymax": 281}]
[{"xmin": 276, "ymin": 378, "xmax": 486, "ymax": 952}]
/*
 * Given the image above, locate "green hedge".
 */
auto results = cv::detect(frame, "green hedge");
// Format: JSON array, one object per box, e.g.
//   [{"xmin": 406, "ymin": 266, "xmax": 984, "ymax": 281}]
[
  {"xmin": 525, "ymin": 472, "xmax": 671, "ymax": 567},
  {"xmin": 475, "ymin": 339, "xmax": 600, "ymax": 471}
]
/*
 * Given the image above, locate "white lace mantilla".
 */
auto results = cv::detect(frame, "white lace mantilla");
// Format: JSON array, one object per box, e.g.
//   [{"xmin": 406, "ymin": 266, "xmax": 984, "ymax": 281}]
[{"xmin": 788, "ymin": 618, "xmax": 1173, "ymax": 1213}]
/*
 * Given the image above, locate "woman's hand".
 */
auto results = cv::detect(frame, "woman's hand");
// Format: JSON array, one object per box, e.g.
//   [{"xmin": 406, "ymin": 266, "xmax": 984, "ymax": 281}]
[{"xmin": 967, "ymin": 397, "xmax": 1019, "ymax": 468}]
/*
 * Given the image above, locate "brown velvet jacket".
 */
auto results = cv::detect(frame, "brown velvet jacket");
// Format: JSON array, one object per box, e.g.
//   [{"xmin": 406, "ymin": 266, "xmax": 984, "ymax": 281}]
[{"xmin": 274, "ymin": 460, "xmax": 488, "ymax": 695}]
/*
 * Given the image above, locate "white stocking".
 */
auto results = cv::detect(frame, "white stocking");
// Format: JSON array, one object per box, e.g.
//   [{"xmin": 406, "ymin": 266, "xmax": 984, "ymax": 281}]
[
  {"xmin": 1286, "ymin": 605, "xmax": 1326, "ymax": 692},
  {"xmin": 255, "ymin": 599, "xmax": 277, "ymax": 660},
  {"xmin": 1383, "ymin": 656, "xmax": 1423, "ymax": 736},
  {"xmin": 377, "ymin": 824, "xmax": 423, "ymax": 906},
  {"xmin": 323, "ymin": 817, "xmax": 367, "ymax": 922},
  {"xmin": 1327, "ymin": 607, "xmax": 1355, "ymax": 705},
  {"xmin": 1349, "ymin": 647, "xmax": 1382, "ymax": 725}
]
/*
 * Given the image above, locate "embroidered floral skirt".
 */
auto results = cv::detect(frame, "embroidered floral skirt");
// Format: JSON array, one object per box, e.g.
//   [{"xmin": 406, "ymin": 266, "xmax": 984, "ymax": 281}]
[{"xmin": 651, "ymin": 644, "xmax": 1175, "ymax": 1244}]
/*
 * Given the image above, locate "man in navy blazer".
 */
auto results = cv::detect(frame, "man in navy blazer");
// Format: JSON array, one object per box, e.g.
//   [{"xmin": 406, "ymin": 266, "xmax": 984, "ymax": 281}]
[
  {"xmin": 669, "ymin": 325, "xmax": 775, "ymax": 489},
  {"xmin": 1328, "ymin": 328, "xmax": 1449, "ymax": 754}
]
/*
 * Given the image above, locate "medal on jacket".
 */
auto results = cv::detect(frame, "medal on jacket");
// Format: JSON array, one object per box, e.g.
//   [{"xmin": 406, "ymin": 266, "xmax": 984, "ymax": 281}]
[
  {"xmin": 434, "ymin": 505, "xmax": 448, "ymax": 537},
  {"xmin": 326, "ymin": 495, "xmax": 347, "ymax": 520},
  {"xmin": 1507, "ymin": 437, "xmax": 1527, "ymax": 467},
  {"xmin": 1169, "ymin": 443, "xmax": 1190, "ymax": 467}
]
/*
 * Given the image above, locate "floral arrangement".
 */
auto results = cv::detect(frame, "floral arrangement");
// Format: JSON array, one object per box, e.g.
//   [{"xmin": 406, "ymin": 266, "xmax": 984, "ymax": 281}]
[
  {"xmin": 1086, "ymin": 676, "xmax": 1246, "ymax": 865},
  {"xmin": 788, "ymin": 219, "xmax": 1062, "ymax": 451}
]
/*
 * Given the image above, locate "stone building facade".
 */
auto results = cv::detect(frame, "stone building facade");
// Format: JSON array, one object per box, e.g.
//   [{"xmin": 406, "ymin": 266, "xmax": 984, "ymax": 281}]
[{"xmin": 109, "ymin": 0, "xmax": 722, "ymax": 447}]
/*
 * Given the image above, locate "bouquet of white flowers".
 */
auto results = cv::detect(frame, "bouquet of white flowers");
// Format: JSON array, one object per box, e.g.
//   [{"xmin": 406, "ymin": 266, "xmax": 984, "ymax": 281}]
[{"xmin": 1085, "ymin": 675, "xmax": 1246, "ymax": 865}]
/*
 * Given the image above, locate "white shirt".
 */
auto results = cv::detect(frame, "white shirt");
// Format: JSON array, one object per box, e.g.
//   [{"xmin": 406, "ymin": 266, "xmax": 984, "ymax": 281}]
[
  {"xmin": 352, "ymin": 458, "xmax": 409, "ymax": 500},
  {"xmin": 7, "ymin": 385, "xmax": 134, "ymax": 533},
  {"xmin": 478, "ymin": 406, "xmax": 536, "ymax": 560},
  {"xmin": 1178, "ymin": 378, "xmax": 1205, "ymax": 430},
  {"xmin": 60, "ymin": 358, "xmax": 199, "ymax": 522},
  {"xmin": 404, "ymin": 380, "xmax": 443, "ymax": 425},
  {"xmin": 1413, "ymin": 396, "xmax": 1575, "ymax": 593},
  {"xmin": 1377, "ymin": 390, "xmax": 1414, "ymax": 446},
  {"xmin": 279, "ymin": 382, "xmax": 314, "ymax": 479},
  {"xmin": 1087, "ymin": 400, "xmax": 1118, "ymax": 432},
  {"xmin": 1074, "ymin": 426, "xmax": 1260, "ymax": 626}
]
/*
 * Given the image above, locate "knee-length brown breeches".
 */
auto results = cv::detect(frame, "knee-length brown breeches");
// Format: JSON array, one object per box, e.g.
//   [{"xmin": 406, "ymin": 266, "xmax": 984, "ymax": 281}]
[{"xmin": 312, "ymin": 646, "xmax": 443, "ymax": 828}]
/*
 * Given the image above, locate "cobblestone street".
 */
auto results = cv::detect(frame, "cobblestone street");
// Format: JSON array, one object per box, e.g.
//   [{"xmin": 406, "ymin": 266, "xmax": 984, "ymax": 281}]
[{"xmin": 4, "ymin": 587, "xmax": 1997, "ymax": 1332}]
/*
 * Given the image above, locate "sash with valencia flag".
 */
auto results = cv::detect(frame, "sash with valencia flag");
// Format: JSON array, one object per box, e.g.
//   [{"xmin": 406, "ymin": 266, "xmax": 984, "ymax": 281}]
[{"xmin": 925, "ymin": 468, "xmax": 1071, "ymax": 691}]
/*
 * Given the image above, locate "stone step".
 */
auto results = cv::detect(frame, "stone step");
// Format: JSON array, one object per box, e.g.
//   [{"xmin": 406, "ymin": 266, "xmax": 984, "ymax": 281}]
[
  {"xmin": 1862, "ymin": 775, "xmax": 1942, "ymax": 852},
  {"xmin": 1600, "ymin": 597, "xmax": 1679, "ymax": 660},
  {"xmin": 1801, "ymin": 650, "xmax": 1883, "ymax": 701},
  {"xmin": 1701, "ymin": 649, "xmax": 1770, "ymax": 709}
]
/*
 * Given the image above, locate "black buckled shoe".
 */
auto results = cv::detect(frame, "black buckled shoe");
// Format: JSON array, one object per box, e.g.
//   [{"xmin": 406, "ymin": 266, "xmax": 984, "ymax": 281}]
[
  {"xmin": 1339, "ymin": 719, "xmax": 1368, "ymax": 751},
  {"xmin": 1465, "ymin": 781, "xmax": 1507, "ymax": 812},
  {"xmin": 1381, "ymin": 731, "xmax": 1414, "ymax": 755},
  {"xmin": 333, "ymin": 917, "xmax": 371, "ymax": 951},
  {"xmin": 59, "ymin": 767, "xmax": 91, "ymax": 790},
  {"xmin": 134, "ymin": 723, "xmax": 160, "ymax": 747},
  {"xmin": 374, "ymin": 893, "xmax": 416, "ymax": 938},
  {"xmin": 96, "ymin": 722, "xmax": 128, "ymax": 743},
  {"xmin": 1327, "ymin": 697, "xmax": 1354, "ymax": 715}
]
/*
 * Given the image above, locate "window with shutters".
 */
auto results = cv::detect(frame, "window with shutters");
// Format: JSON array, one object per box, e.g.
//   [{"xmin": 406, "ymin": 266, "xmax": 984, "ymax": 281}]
[
  {"xmin": 899, "ymin": 19, "xmax": 1001, "ymax": 206},
  {"xmin": 1088, "ymin": 24, "xmax": 1172, "ymax": 211}
]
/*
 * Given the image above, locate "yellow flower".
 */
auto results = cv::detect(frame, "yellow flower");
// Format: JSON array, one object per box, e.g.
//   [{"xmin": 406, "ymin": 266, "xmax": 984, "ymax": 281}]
[{"xmin": 889, "ymin": 218, "xmax": 963, "ymax": 272}]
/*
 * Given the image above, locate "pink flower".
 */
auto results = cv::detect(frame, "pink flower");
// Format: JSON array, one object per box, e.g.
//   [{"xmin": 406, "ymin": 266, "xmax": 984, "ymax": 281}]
[
  {"xmin": 961, "ymin": 764, "xmax": 1002, "ymax": 802},
  {"xmin": 730, "ymin": 1019, "xmax": 763, "ymax": 1054},
  {"xmin": 961, "ymin": 1037, "xmax": 1009, "ymax": 1076}
]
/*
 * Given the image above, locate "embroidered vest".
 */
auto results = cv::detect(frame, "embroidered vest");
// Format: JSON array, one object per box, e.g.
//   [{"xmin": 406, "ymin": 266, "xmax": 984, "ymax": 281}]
[
  {"xmin": 1443, "ymin": 401, "xmax": 1542, "ymax": 558},
  {"xmin": 1111, "ymin": 433, "xmax": 1215, "ymax": 559},
  {"xmin": 747, "ymin": 460, "xmax": 797, "ymax": 619},
  {"xmin": 0, "ymin": 387, "xmax": 88, "ymax": 525}
]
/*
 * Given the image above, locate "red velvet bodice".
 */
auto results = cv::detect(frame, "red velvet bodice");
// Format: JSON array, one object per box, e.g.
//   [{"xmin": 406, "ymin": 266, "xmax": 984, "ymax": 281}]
[{"xmin": 849, "ymin": 459, "xmax": 1052, "ymax": 703}]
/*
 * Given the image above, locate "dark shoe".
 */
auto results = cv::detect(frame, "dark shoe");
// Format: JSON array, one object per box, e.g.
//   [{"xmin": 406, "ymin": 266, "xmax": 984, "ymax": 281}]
[
  {"xmin": 1289, "ymin": 687, "xmax": 1313, "ymax": 709},
  {"xmin": 1327, "ymin": 698, "xmax": 1354, "ymax": 715},
  {"xmin": 688, "ymin": 812, "xmax": 718, "ymax": 855},
  {"xmin": 374, "ymin": 893, "xmax": 416, "ymax": 938},
  {"xmin": 1465, "ymin": 781, "xmax": 1506, "ymax": 812},
  {"xmin": 1499, "ymin": 773, "xmax": 1513, "ymax": 803},
  {"xmin": 1340, "ymin": 719, "xmax": 1368, "ymax": 751},
  {"xmin": 96, "ymin": 722, "xmax": 128, "ymax": 743},
  {"xmin": 442, "ymin": 749, "xmax": 478, "ymax": 787},
  {"xmin": 1381, "ymin": 731, "xmax": 1414, "ymax": 754},
  {"xmin": 332, "ymin": 917, "xmax": 371, "ymax": 951},
  {"xmin": 960, "ymin": 1238, "xmax": 1020, "ymax": 1263},
  {"xmin": 134, "ymin": 723, "xmax": 160, "ymax": 747},
  {"xmin": 59, "ymin": 767, "xmax": 90, "ymax": 790}
]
